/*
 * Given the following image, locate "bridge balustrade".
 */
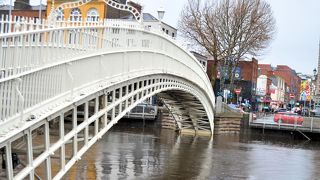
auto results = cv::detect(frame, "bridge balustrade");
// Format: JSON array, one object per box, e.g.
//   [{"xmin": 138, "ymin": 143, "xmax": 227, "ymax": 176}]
[
  {"xmin": 0, "ymin": 16, "xmax": 214, "ymax": 136},
  {"xmin": 0, "ymin": 15, "xmax": 216, "ymax": 179}
]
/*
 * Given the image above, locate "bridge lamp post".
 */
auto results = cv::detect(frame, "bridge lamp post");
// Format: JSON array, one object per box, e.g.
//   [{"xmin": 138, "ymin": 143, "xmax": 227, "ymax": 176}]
[
  {"xmin": 157, "ymin": 7, "xmax": 165, "ymax": 31},
  {"xmin": 39, "ymin": 0, "xmax": 42, "ymax": 20},
  {"xmin": 8, "ymin": 0, "xmax": 12, "ymax": 19}
]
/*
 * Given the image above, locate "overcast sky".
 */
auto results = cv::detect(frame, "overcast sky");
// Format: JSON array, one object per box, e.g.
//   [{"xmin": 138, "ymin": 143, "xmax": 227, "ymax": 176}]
[
  {"xmin": 135, "ymin": 0, "xmax": 320, "ymax": 75},
  {"xmin": 3, "ymin": 0, "xmax": 319, "ymax": 74}
]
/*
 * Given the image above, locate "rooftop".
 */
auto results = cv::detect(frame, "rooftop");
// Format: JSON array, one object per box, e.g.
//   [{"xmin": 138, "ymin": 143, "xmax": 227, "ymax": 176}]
[{"xmin": 121, "ymin": 12, "xmax": 176, "ymax": 30}]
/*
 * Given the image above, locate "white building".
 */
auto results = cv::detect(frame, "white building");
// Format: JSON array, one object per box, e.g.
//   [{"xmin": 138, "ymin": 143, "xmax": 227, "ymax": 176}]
[
  {"xmin": 122, "ymin": 13, "xmax": 177, "ymax": 38},
  {"xmin": 270, "ymin": 76, "xmax": 285, "ymax": 107},
  {"xmin": 190, "ymin": 51, "xmax": 207, "ymax": 71},
  {"xmin": 141, "ymin": 13, "xmax": 177, "ymax": 38},
  {"xmin": 256, "ymin": 75, "xmax": 267, "ymax": 96}
]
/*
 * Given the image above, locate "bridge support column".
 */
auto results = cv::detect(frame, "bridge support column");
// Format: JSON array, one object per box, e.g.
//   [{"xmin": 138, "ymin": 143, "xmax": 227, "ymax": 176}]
[
  {"xmin": 103, "ymin": 92, "xmax": 108, "ymax": 127},
  {"xmin": 112, "ymin": 91, "xmax": 116, "ymax": 121},
  {"xmin": 125, "ymin": 85, "xmax": 129, "ymax": 109},
  {"xmin": 119, "ymin": 88, "xmax": 123, "ymax": 114},
  {"xmin": 94, "ymin": 97, "xmax": 99, "ymax": 136},
  {"xmin": 44, "ymin": 120, "xmax": 52, "ymax": 180},
  {"xmin": 5, "ymin": 142, "xmax": 13, "ymax": 180},
  {"xmin": 26, "ymin": 129, "xmax": 34, "ymax": 180},
  {"xmin": 72, "ymin": 106, "xmax": 78, "ymax": 159},
  {"xmin": 84, "ymin": 102, "xmax": 89, "ymax": 146},
  {"xmin": 190, "ymin": 114, "xmax": 199, "ymax": 133},
  {"xmin": 59, "ymin": 114, "xmax": 65, "ymax": 171}
]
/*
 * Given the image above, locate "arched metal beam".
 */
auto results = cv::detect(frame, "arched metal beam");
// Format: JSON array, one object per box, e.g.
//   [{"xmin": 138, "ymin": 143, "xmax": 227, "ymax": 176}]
[{"xmin": 48, "ymin": 0, "xmax": 141, "ymax": 24}]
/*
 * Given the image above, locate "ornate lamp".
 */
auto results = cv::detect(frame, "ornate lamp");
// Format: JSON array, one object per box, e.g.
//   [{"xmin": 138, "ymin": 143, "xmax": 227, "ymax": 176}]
[{"xmin": 157, "ymin": 7, "xmax": 165, "ymax": 21}]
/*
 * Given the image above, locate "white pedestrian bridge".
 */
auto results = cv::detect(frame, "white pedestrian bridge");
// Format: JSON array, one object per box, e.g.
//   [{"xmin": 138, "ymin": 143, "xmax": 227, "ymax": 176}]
[{"xmin": 0, "ymin": 16, "xmax": 215, "ymax": 179}]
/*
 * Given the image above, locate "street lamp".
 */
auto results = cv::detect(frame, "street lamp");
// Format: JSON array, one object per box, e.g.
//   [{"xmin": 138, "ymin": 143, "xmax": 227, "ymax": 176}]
[
  {"xmin": 39, "ymin": 0, "xmax": 42, "ymax": 20},
  {"xmin": 312, "ymin": 68, "xmax": 317, "ymax": 107},
  {"xmin": 157, "ymin": 7, "xmax": 165, "ymax": 21},
  {"xmin": 157, "ymin": 7, "xmax": 165, "ymax": 31}
]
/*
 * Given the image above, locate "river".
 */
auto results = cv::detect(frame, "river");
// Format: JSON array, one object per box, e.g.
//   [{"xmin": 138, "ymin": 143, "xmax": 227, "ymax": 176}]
[{"xmin": 64, "ymin": 119, "xmax": 320, "ymax": 180}]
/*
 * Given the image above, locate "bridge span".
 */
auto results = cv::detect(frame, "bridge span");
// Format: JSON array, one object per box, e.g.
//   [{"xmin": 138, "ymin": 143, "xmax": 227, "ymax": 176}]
[{"xmin": 0, "ymin": 16, "xmax": 215, "ymax": 179}]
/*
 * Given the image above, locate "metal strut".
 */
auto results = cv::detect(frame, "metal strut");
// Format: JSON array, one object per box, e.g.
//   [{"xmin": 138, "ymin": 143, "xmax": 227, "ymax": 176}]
[
  {"xmin": 296, "ymin": 130, "xmax": 311, "ymax": 141},
  {"xmin": 14, "ymin": 78, "xmax": 24, "ymax": 123}
]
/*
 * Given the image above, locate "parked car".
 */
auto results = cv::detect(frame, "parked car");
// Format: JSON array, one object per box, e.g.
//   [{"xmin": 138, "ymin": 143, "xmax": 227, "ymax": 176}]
[
  {"xmin": 273, "ymin": 112, "xmax": 303, "ymax": 125},
  {"xmin": 274, "ymin": 108, "xmax": 287, "ymax": 113}
]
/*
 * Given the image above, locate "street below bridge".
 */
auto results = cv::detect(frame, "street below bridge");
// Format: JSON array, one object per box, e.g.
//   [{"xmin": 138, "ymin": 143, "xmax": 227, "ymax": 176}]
[
  {"xmin": 251, "ymin": 113, "xmax": 320, "ymax": 135},
  {"xmin": 61, "ymin": 119, "xmax": 320, "ymax": 179},
  {"xmin": 254, "ymin": 114, "xmax": 275, "ymax": 124}
]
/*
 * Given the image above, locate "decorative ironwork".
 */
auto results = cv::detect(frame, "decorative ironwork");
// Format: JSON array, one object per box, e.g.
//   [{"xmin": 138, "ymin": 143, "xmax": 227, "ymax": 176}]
[{"xmin": 48, "ymin": 0, "xmax": 141, "ymax": 24}]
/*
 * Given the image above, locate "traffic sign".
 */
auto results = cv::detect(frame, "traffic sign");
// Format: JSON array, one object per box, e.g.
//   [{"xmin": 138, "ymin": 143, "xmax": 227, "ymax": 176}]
[{"xmin": 234, "ymin": 89, "xmax": 241, "ymax": 95}]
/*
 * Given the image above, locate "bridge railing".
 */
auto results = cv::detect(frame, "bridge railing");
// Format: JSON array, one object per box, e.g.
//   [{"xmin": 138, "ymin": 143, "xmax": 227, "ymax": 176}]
[
  {"xmin": 0, "ymin": 16, "xmax": 177, "ymax": 79},
  {"xmin": 0, "ymin": 16, "xmax": 214, "ymax": 133},
  {"xmin": 0, "ymin": 15, "xmax": 143, "ymax": 33}
]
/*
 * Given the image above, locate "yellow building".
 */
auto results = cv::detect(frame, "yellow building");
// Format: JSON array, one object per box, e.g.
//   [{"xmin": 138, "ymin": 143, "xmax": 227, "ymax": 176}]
[{"xmin": 46, "ymin": 0, "xmax": 107, "ymax": 21}]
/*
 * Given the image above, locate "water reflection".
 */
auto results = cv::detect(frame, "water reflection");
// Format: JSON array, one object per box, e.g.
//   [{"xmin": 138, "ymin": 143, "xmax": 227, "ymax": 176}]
[{"xmin": 64, "ymin": 120, "xmax": 320, "ymax": 179}]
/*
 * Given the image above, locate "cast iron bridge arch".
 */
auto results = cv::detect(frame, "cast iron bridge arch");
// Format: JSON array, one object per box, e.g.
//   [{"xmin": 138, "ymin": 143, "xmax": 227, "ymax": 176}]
[{"xmin": 0, "ymin": 15, "xmax": 215, "ymax": 180}]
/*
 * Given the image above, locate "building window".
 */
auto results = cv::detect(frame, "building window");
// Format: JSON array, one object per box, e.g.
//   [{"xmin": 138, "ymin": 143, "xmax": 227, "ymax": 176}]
[
  {"xmin": 172, "ymin": 32, "xmax": 175, "ymax": 37},
  {"xmin": 56, "ymin": 10, "xmax": 64, "ymax": 21},
  {"xmin": 86, "ymin": 8, "xmax": 99, "ymax": 22},
  {"xmin": 70, "ymin": 8, "xmax": 82, "ymax": 22},
  {"xmin": 166, "ymin": 30, "xmax": 169, "ymax": 34}
]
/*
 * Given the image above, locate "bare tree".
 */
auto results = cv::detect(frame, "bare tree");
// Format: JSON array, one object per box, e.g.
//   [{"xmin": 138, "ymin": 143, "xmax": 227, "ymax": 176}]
[{"xmin": 179, "ymin": 0, "xmax": 276, "ymax": 91}]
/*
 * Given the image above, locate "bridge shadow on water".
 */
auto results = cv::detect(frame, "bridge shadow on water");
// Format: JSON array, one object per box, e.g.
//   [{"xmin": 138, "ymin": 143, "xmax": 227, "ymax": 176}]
[
  {"xmin": 63, "ymin": 118, "xmax": 214, "ymax": 179},
  {"xmin": 60, "ymin": 119, "xmax": 320, "ymax": 179}
]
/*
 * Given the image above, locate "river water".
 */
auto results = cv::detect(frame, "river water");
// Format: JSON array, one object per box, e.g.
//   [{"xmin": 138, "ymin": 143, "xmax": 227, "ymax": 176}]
[{"xmin": 64, "ymin": 119, "xmax": 320, "ymax": 180}]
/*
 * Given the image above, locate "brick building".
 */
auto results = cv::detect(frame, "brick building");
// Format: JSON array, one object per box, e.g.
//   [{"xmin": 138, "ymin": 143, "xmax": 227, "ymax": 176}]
[
  {"xmin": 273, "ymin": 65, "xmax": 301, "ymax": 104},
  {"xmin": 209, "ymin": 58, "xmax": 259, "ymax": 109},
  {"xmin": 258, "ymin": 64, "xmax": 301, "ymax": 108},
  {"xmin": 0, "ymin": 0, "xmax": 46, "ymax": 19},
  {"xmin": 237, "ymin": 58, "xmax": 259, "ymax": 109},
  {"xmin": 239, "ymin": 58, "xmax": 258, "ymax": 85}
]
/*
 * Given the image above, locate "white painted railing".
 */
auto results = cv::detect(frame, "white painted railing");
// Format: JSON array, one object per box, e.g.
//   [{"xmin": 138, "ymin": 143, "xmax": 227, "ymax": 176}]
[
  {"xmin": 0, "ymin": 16, "xmax": 215, "ymax": 137},
  {"xmin": 0, "ymin": 16, "xmax": 176, "ymax": 79}
]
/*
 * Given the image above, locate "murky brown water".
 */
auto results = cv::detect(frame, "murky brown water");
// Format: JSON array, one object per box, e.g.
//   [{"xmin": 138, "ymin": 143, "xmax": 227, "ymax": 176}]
[{"xmin": 64, "ymin": 119, "xmax": 320, "ymax": 180}]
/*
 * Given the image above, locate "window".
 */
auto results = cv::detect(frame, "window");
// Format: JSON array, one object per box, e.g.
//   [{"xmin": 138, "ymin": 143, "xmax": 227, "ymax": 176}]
[
  {"xmin": 86, "ymin": 8, "xmax": 99, "ymax": 22},
  {"xmin": 172, "ymin": 32, "xmax": 175, "ymax": 37},
  {"xmin": 70, "ymin": 8, "xmax": 82, "ymax": 22},
  {"xmin": 166, "ymin": 30, "xmax": 168, "ymax": 34}
]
